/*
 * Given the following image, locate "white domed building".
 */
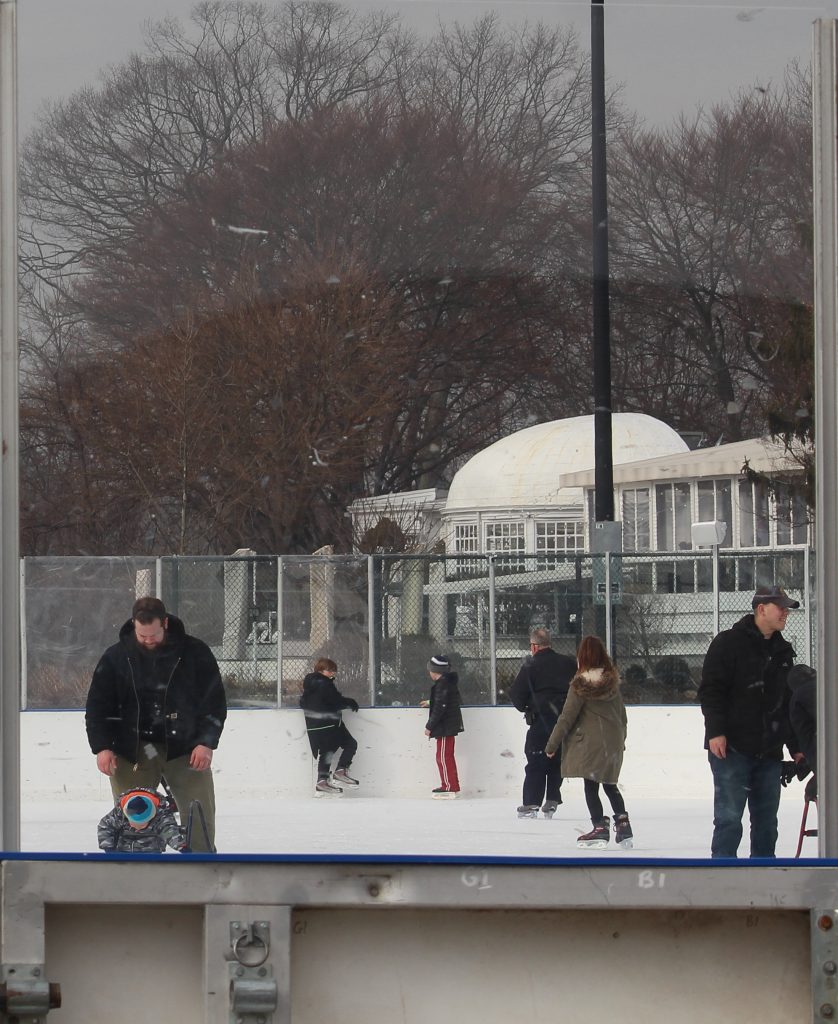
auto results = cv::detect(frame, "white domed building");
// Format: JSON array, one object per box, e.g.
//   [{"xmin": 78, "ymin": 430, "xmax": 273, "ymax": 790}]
[
  {"xmin": 442, "ymin": 413, "xmax": 688, "ymax": 562},
  {"xmin": 349, "ymin": 410, "xmax": 809, "ymax": 558}
]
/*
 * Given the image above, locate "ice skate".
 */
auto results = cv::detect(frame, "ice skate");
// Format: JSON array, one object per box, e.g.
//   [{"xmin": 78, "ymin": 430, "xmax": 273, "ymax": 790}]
[
  {"xmin": 432, "ymin": 788, "xmax": 458, "ymax": 800},
  {"xmin": 333, "ymin": 768, "xmax": 359, "ymax": 787},
  {"xmin": 614, "ymin": 813, "xmax": 633, "ymax": 849},
  {"xmin": 577, "ymin": 816, "xmax": 610, "ymax": 849},
  {"xmin": 517, "ymin": 804, "xmax": 540, "ymax": 818},
  {"xmin": 315, "ymin": 778, "xmax": 343, "ymax": 797},
  {"xmin": 542, "ymin": 800, "xmax": 560, "ymax": 819}
]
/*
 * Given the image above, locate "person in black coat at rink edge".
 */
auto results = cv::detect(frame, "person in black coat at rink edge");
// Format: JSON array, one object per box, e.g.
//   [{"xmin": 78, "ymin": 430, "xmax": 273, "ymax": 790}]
[
  {"xmin": 85, "ymin": 596, "xmax": 226, "ymax": 853},
  {"xmin": 421, "ymin": 654, "xmax": 464, "ymax": 798},
  {"xmin": 698, "ymin": 585, "xmax": 803, "ymax": 859},
  {"xmin": 509, "ymin": 627, "xmax": 576, "ymax": 819},
  {"xmin": 787, "ymin": 663, "xmax": 817, "ymax": 800},
  {"xmin": 299, "ymin": 657, "xmax": 360, "ymax": 796}
]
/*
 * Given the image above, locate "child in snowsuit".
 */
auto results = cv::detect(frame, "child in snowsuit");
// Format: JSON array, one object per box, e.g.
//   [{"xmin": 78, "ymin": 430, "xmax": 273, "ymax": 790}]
[
  {"xmin": 299, "ymin": 657, "xmax": 360, "ymax": 796},
  {"xmin": 545, "ymin": 635, "xmax": 633, "ymax": 849},
  {"xmin": 98, "ymin": 787, "xmax": 189, "ymax": 853},
  {"xmin": 421, "ymin": 654, "xmax": 464, "ymax": 798}
]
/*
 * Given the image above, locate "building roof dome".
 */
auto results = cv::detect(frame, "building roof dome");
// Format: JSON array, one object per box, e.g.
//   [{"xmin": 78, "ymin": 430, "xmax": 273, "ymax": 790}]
[{"xmin": 445, "ymin": 413, "xmax": 689, "ymax": 512}]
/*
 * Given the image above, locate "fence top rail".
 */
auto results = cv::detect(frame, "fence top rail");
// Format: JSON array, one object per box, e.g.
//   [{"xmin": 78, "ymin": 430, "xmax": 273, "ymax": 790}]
[{"xmin": 22, "ymin": 546, "xmax": 812, "ymax": 566}]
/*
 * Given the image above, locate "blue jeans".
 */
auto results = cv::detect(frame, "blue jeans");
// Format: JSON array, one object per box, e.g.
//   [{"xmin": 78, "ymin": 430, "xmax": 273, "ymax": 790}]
[{"xmin": 708, "ymin": 747, "xmax": 781, "ymax": 858}]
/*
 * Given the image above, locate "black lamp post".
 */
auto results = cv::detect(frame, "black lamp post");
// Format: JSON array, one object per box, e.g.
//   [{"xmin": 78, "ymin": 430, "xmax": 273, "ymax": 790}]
[{"xmin": 591, "ymin": 0, "xmax": 614, "ymax": 524}]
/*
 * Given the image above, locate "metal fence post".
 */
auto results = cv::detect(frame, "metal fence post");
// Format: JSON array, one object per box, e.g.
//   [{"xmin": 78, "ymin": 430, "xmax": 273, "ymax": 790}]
[
  {"xmin": 367, "ymin": 555, "xmax": 376, "ymax": 705},
  {"xmin": 487, "ymin": 554, "xmax": 497, "ymax": 703},
  {"xmin": 276, "ymin": 556, "xmax": 283, "ymax": 707},
  {"xmin": 604, "ymin": 552, "xmax": 613, "ymax": 656},
  {"xmin": 19, "ymin": 557, "xmax": 26, "ymax": 711},
  {"xmin": 804, "ymin": 545, "xmax": 812, "ymax": 666},
  {"xmin": 712, "ymin": 544, "xmax": 720, "ymax": 637}
]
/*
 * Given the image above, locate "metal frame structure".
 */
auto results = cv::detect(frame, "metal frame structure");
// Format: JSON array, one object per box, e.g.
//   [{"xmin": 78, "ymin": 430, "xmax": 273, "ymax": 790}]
[{"xmin": 2, "ymin": 854, "xmax": 838, "ymax": 1022}]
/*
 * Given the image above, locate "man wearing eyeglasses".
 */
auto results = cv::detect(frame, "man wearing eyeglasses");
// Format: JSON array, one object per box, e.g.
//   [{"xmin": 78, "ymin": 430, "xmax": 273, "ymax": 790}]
[{"xmin": 85, "ymin": 596, "xmax": 227, "ymax": 851}]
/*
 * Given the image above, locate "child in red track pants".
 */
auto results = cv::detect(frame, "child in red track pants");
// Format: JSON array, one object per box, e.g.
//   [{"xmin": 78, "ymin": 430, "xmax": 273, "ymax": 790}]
[{"xmin": 421, "ymin": 655, "xmax": 464, "ymax": 799}]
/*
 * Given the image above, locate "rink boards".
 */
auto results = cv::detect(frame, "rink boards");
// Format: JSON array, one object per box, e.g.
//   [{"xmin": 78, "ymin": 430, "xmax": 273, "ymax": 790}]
[{"xmin": 1, "ymin": 853, "xmax": 835, "ymax": 1023}]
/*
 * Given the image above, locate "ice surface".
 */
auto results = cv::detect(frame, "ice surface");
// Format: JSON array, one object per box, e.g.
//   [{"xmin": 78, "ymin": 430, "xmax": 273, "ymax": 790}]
[{"xmin": 22, "ymin": 790, "xmax": 815, "ymax": 860}]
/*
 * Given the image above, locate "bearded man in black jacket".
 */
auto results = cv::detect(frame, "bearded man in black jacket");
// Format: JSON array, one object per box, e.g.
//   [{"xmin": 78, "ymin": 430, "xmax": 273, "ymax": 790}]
[
  {"xmin": 86, "ymin": 596, "xmax": 226, "ymax": 852},
  {"xmin": 698, "ymin": 585, "xmax": 802, "ymax": 858}
]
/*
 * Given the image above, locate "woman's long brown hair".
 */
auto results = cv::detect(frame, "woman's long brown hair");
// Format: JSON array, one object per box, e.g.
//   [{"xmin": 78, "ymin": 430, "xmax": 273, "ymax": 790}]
[{"xmin": 576, "ymin": 635, "xmax": 615, "ymax": 674}]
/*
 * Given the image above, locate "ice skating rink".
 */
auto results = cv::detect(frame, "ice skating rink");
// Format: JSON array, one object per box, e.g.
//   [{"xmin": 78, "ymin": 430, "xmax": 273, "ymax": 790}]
[{"xmin": 19, "ymin": 705, "xmax": 818, "ymax": 859}]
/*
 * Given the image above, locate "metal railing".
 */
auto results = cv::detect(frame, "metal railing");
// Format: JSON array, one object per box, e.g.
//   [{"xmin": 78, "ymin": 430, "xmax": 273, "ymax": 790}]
[{"xmin": 21, "ymin": 547, "xmax": 813, "ymax": 710}]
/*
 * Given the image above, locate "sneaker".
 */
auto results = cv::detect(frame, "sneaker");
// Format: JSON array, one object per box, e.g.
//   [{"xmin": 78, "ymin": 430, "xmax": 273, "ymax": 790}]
[
  {"xmin": 315, "ymin": 778, "xmax": 343, "ymax": 797},
  {"xmin": 614, "ymin": 813, "xmax": 633, "ymax": 849},
  {"xmin": 432, "ymin": 788, "xmax": 458, "ymax": 800},
  {"xmin": 333, "ymin": 768, "xmax": 359, "ymax": 786},
  {"xmin": 517, "ymin": 804, "xmax": 540, "ymax": 818},
  {"xmin": 542, "ymin": 800, "xmax": 560, "ymax": 819},
  {"xmin": 577, "ymin": 816, "xmax": 610, "ymax": 849}
]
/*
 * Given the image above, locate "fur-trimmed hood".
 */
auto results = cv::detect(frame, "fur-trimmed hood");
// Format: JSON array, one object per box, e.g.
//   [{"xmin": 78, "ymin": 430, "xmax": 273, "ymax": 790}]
[{"xmin": 569, "ymin": 665, "xmax": 620, "ymax": 701}]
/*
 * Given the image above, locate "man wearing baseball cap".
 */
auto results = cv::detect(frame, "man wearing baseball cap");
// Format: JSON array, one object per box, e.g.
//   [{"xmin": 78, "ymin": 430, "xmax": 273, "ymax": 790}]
[{"xmin": 698, "ymin": 585, "xmax": 803, "ymax": 858}]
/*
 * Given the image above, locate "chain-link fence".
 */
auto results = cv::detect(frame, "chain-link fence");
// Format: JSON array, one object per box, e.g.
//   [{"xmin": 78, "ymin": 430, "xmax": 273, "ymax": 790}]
[{"xmin": 21, "ymin": 547, "xmax": 812, "ymax": 710}]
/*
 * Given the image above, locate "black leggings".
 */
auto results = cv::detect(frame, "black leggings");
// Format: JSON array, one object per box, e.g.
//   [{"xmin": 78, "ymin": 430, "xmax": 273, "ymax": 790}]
[{"xmin": 584, "ymin": 779, "xmax": 626, "ymax": 821}]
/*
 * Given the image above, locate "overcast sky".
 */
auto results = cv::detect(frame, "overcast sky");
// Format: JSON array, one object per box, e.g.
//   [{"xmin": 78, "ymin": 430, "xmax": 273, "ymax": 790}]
[{"xmin": 16, "ymin": 0, "xmax": 832, "ymax": 132}]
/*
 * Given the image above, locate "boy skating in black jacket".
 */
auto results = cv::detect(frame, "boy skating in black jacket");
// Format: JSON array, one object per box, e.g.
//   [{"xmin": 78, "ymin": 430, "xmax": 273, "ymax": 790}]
[{"xmin": 300, "ymin": 658, "xmax": 360, "ymax": 796}]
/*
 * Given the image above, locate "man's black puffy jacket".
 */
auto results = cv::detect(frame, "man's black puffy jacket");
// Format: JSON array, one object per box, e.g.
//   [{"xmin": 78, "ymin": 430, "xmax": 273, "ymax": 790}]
[
  {"xmin": 86, "ymin": 615, "xmax": 226, "ymax": 764},
  {"xmin": 698, "ymin": 613, "xmax": 795, "ymax": 759}
]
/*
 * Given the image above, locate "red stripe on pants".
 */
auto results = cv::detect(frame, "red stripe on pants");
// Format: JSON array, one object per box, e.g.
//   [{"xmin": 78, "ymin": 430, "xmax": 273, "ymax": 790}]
[{"xmin": 435, "ymin": 736, "xmax": 460, "ymax": 792}]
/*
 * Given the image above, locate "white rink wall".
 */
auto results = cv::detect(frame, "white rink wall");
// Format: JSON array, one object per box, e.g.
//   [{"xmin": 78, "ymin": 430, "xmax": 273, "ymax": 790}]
[{"xmin": 22, "ymin": 705, "xmax": 707, "ymax": 802}]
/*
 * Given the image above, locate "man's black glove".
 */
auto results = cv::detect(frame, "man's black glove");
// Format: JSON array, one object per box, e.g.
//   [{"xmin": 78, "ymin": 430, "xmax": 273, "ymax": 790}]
[
  {"xmin": 346, "ymin": 698, "xmax": 359, "ymax": 712},
  {"xmin": 780, "ymin": 760, "xmax": 812, "ymax": 786}
]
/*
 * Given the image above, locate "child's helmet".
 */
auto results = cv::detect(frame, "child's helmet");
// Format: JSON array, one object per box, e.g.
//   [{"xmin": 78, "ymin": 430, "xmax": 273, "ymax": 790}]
[{"xmin": 119, "ymin": 788, "xmax": 161, "ymax": 825}]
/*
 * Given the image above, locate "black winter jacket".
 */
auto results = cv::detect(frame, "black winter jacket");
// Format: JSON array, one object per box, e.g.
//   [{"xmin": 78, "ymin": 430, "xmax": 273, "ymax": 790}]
[
  {"xmin": 86, "ymin": 615, "xmax": 227, "ymax": 764},
  {"xmin": 299, "ymin": 672, "xmax": 358, "ymax": 723},
  {"xmin": 425, "ymin": 671, "xmax": 464, "ymax": 739},
  {"xmin": 698, "ymin": 613, "xmax": 796, "ymax": 759},
  {"xmin": 509, "ymin": 648, "xmax": 576, "ymax": 724}
]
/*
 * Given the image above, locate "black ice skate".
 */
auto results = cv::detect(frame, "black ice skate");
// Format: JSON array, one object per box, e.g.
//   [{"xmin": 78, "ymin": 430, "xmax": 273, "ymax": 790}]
[
  {"xmin": 542, "ymin": 800, "xmax": 560, "ymax": 819},
  {"xmin": 614, "ymin": 813, "xmax": 633, "ymax": 849},
  {"xmin": 315, "ymin": 778, "xmax": 343, "ymax": 797},
  {"xmin": 517, "ymin": 804, "xmax": 540, "ymax": 818},
  {"xmin": 333, "ymin": 768, "xmax": 359, "ymax": 787},
  {"xmin": 577, "ymin": 816, "xmax": 610, "ymax": 849}
]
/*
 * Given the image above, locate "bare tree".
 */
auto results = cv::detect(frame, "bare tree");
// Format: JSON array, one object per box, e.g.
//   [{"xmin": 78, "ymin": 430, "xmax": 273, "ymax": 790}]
[{"xmin": 608, "ymin": 77, "xmax": 813, "ymax": 445}]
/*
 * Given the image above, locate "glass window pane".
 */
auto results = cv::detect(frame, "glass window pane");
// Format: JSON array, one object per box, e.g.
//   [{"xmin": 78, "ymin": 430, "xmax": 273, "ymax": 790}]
[
  {"xmin": 717, "ymin": 481, "xmax": 733, "ymax": 549},
  {"xmin": 655, "ymin": 484, "xmax": 673, "ymax": 550},
  {"xmin": 674, "ymin": 483, "xmax": 692, "ymax": 549},
  {"xmin": 738, "ymin": 481, "xmax": 755, "ymax": 547},
  {"xmin": 754, "ymin": 481, "xmax": 770, "ymax": 547}
]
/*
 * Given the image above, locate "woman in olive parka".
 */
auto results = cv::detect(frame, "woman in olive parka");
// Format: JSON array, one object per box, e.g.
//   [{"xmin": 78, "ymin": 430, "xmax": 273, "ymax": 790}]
[{"xmin": 545, "ymin": 635, "xmax": 633, "ymax": 849}]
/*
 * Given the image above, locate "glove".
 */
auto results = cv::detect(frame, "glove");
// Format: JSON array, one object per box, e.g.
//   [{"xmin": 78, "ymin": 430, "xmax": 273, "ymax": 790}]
[
  {"xmin": 346, "ymin": 698, "xmax": 359, "ymax": 712},
  {"xmin": 780, "ymin": 760, "xmax": 812, "ymax": 786}
]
